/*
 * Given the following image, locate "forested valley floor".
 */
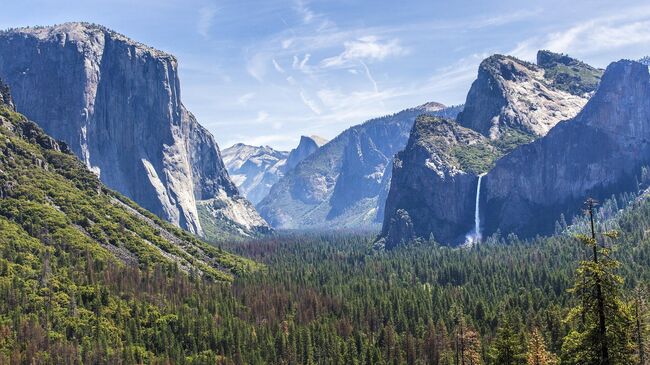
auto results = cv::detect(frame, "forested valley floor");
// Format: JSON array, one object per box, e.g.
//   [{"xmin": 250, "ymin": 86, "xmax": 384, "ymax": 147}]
[{"xmin": 2, "ymin": 191, "xmax": 650, "ymax": 364}]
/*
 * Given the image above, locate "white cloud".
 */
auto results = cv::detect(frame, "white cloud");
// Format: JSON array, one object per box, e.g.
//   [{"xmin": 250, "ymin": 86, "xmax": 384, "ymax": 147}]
[
  {"xmin": 255, "ymin": 110, "xmax": 270, "ymax": 122},
  {"xmin": 294, "ymin": 0, "xmax": 315, "ymax": 24},
  {"xmin": 246, "ymin": 53, "xmax": 268, "ymax": 82},
  {"xmin": 359, "ymin": 60, "xmax": 378, "ymax": 93},
  {"xmin": 321, "ymin": 36, "xmax": 406, "ymax": 68},
  {"xmin": 300, "ymin": 91, "xmax": 322, "ymax": 114},
  {"xmin": 197, "ymin": 4, "xmax": 218, "ymax": 38},
  {"xmin": 272, "ymin": 59, "xmax": 285, "ymax": 74},
  {"xmin": 510, "ymin": 5, "xmax": 650, "ymax": 60},
  {"xmin": 427, "ymin": 53, "xmax": 487, "ymax": 93},
  {"xmin": 237, "ymin": 92, "xmax": 256, "ymax": 105}
]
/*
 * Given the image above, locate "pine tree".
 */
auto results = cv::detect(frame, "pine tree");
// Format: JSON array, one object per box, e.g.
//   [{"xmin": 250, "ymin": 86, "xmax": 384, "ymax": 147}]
[
  {"xmin": 633, "ymin": 287, "xmax": 649, "ymax": 365},
  {"xmin": 526, "ymin": 328, "xmax": 557, "ymax": 365},
  {"xmin": 561, "ymin": 199, "xmax": 635, "ymax": 365},
  {"xmin": 489, "ymin": 318, "xmax": 525, "ymax": 365}
]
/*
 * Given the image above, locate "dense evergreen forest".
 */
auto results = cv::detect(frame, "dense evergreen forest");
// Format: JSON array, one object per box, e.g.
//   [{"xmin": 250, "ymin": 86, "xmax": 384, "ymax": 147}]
[{"xmin": 2, "ymin": 181, "xmax": 650, "ymax": 363}]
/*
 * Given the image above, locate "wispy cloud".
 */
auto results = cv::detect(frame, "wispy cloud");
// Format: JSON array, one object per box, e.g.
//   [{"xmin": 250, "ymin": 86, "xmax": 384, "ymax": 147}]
[
  {"xmin": 197, "ymin": 4, "xmax": 218, "ymax": 38},
  {"xmin": 321, "ymin": 36, "xmax": 406, "ymax": 68},
  {"xmin": 237, "ymin": 92, "xmax": 256, "ymax": 105},
  {"xmin": 510, "ymin": 5, "xmax": 650, "ymax": 60},
  {"xmin": 255, "ymin": 110, "xmax": 270, "ymax": 122},
  {"xmin": 294, "ymin": 0, "xmax": 315, "ymax": 24},
  {"xmin": 300, "ymin": 91, "xmax": 322, "ymax": 114},
  {"xmin": 272, "ymin": 59, "xmax": 285, "ymax": 74},
  {"xmin": 246, "ymin": 52, "xmax": 268, "ymax": 82}
]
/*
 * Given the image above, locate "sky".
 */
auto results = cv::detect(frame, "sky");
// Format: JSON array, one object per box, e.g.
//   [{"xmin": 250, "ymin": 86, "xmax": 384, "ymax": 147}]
[{"xmin": 2, "ymin": 0, "xmax": 650, "ymax": 150}]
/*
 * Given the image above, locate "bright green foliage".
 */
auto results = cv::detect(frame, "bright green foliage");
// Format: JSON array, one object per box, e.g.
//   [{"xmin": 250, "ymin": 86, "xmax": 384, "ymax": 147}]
[
  {"xmin": 537, "ymin": 50, "xmax": 604, "ymax": 96},
  {"xmin": 0, "ymin": 106, "xmax": 261, "ymax": 363},
  {"xmin": 489, "ymin": 318, "xmax": 526, "ymax": 365},
  {"xmin": 490, "ymin": 127, "xmax": 536, "ymax": 154},
  {"xmin": 561, "ymin": 232, "xmax": 635, "ymax": 365},
  {"xmin": 1, "ymin": 105, "xmax": 650, "ymax": 363},
  {"xmin": 452, "ymin": 143, "xmax": 500, "ymax": 174}
]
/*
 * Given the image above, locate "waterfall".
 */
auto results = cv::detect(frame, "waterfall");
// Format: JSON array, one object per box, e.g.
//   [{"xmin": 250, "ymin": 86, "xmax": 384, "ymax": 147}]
[
  {"xmin": 466, "ymin": 173, "xmax": 486, "ymax": 245},
  {"xmin": 474, "ymin": 173, "xmax": 485, "ymax": 240}
]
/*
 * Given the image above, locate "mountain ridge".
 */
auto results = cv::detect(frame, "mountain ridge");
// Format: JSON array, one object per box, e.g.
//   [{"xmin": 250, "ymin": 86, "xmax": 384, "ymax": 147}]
[
  {"xmin": 257, "ymin": 102, "xmax": 462, "ymax": 229},
  {"xmin": 0, "ymin": 22, "xmax": 270, "ymax": 238},
  {"xmin": 379, "ymin": 51, "xmax": 603, "ymax": 246}
]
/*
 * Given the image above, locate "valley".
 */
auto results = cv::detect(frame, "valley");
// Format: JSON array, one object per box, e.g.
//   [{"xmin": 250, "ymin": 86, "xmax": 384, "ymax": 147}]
[{"xmin": 0, "ymin": 6, "xmax": 648, "ymax": 364}]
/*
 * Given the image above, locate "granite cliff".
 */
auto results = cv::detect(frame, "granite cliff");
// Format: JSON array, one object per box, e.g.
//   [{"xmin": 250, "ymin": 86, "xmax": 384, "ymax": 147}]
[
  {"xmin": 0, "ymin": 23, "xmax": 269, "ymax": 237},
  {"xmin": 483, "ymin": 59, "xmax": 650, "ymax": 238},
  {"xmin": 257, "ymin": 102, "xmax": 462, "ymax": 229},
  {"xmin": 222, "ymin": 135, "xmax": 326, "ymax": 205},
  {"xmin": 379, "ymin": 51, "xmax": 602, "ymax": 247}
]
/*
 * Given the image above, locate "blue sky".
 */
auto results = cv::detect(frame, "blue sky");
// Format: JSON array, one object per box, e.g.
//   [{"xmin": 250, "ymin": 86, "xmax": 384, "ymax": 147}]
[{"xmin": 2, "ymin": 0, "xmax": 650, "ymax": 150}]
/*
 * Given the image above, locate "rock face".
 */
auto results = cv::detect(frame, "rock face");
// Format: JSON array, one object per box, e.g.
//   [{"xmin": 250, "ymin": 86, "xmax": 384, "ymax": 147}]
[
  {"xmin": 457, "ymin": 54, "xmax": 591, "ymax": 139},
  {"xmin": 285, "ymin": 135, "xmax": 328, "ymax": 171},
  {"xmin": 483, "ymin": 59, "xmax": 650, "ymax": 238},
  {"xmin": 222, "ymin": 135, "xmax": 326, "ymax": 205},
  {"xmin": 0, "ymin": 84, "xmax": 257, "ymax": 280},
  {"xmin": 379, "ymin": 116, "xmax": 494, "ymax": 248},
  {"xmin": 0, "ymin": 23, "xmax": 270, "ymax": 237},
  {"xmin": 257, "ymin": 102, "xmax": 462, "ymax": 229},
  {"xmin": 379, "ymin": 52, "xmax": 600, "ymax": 247},
  {"xmin": 222, "ymin": 144, "xmax": 289, "ymax": 205}
]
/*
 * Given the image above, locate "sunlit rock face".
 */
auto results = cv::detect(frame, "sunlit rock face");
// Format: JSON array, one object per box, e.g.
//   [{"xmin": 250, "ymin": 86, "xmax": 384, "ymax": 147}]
[
  {"xmin": 379, "ymin": 52, "xmax": 608, "ymax": 247},
  {"xmin": 0, "ymin": 22, "xmax": 270, "ymax": 237},
  {"xmin": 483, "ymin": 60, "xmax": 650, "ymax": 238},
  {"xmin": 222, "ymin": 136, "xmax": 327, "ymax": 205},
  {"xmin": 257, "ymin": 102, "xmax": 462, "ymax": 230}
]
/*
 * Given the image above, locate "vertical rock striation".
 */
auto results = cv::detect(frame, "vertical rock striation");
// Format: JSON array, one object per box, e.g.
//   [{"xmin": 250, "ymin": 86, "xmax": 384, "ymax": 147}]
[
  {"xmin": 257, "ymin": 103, "xmax": 462, "ymax": 229},
  {"xmin": 483, "ymin": 59, "xmax": 650, "ymax": 238},
  {"xmin": 379, "ymin": 52, "xmax": 601, "ymax": 247},
  {"xmin": 222, "ymin": 135, "xmax": 326, "ymax": 205},
  {"xmin": 0, "ymin": 22, "xmax": 269, "ymax": 237}
]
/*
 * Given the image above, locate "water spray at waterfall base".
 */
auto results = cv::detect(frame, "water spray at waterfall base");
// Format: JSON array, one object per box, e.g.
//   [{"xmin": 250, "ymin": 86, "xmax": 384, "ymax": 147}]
[{"xmin": 465, "ymin": 173, "xmax": 485, "ymax": 246}]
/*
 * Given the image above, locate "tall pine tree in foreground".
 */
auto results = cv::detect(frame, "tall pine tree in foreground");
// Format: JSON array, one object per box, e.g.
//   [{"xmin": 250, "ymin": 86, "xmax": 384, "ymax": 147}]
[{"xmin": 561, "ymin": 199, "xmax": 635, "ymax": 365}]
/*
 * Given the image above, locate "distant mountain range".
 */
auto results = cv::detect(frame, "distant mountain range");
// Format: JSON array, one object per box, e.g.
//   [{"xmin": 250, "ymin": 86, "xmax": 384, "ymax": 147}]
[
  {"xmin": 256, "ymin": 102, "xmax": 462, "ymax": 229},
  {"xmin": 4, "ymin": 21, "xmax": 642, "ymax": 248},
  {"xmin": 222, "ymin": 135, "xmax": 327, "ymax": 205},
  {"xmin": 0, "ymin": 22, "xmax": 270, "ymax": 238}
]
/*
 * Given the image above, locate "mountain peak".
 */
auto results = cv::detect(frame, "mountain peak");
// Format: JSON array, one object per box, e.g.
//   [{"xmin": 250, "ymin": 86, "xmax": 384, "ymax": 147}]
[
  {"xmin": 457, "ymin": 52, "xmax": 590, "ymax": 139},
  {"xmin": 417, "ymin": 101, "xmax": 447, "ymax": 112},
  {"xmin": 536, "ymin": 50, "xmax": 604, "ymax": 96},
  {"xmin": 285, "ymin": 135, "xmax": 328, "ymax": 171},
  {"xmin": 3, "ymin": 22, "xmax": 175, "ymax": 61},
  {"xmin": 0, "ymin": 22, "xmax": 269, "ymax": 238}
]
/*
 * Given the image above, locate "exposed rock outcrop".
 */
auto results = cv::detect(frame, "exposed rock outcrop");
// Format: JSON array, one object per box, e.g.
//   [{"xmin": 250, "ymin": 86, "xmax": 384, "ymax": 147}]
[
  {"xmin": 0, "ymin": 84, "xmax": 257, "ymax": 280},
  {"xmin": 457, "ymin": 53, "xmax": 589, "ymax": 139},
  {"xmin": 257, "ymin": 102, "xmax": 462, "ymax": 229},
  {"xmin": 222, "ymin": 135, "xmax": 326, "ymax": 205},
  {"xmin": 537, "ymin": 50, "xmax": 603, "ymax": 96},
  {"xmin": 285, "ymin": 135, "xmax": 328, "ymax": 171},
  {"xmin": 0, "ymin": 22, "xmax": 269, "ymax": 237},
  {"xmin": 379, "ymin": 51, "xmax": 601, "ymax": 247},
  {"xmin": 378, "ymin": 116, "xmax": 494, "ymax": 248},
  {"xmin": 222, "ymin": 144, "xmax": 289, "ymax": 205},
  {"xmin": 483, "ymin": 59, "xmax": 650, "ymax": 238},
  {"xmin": 0, "ymin": 78, "xmax": 13, "ymax": 110}
]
